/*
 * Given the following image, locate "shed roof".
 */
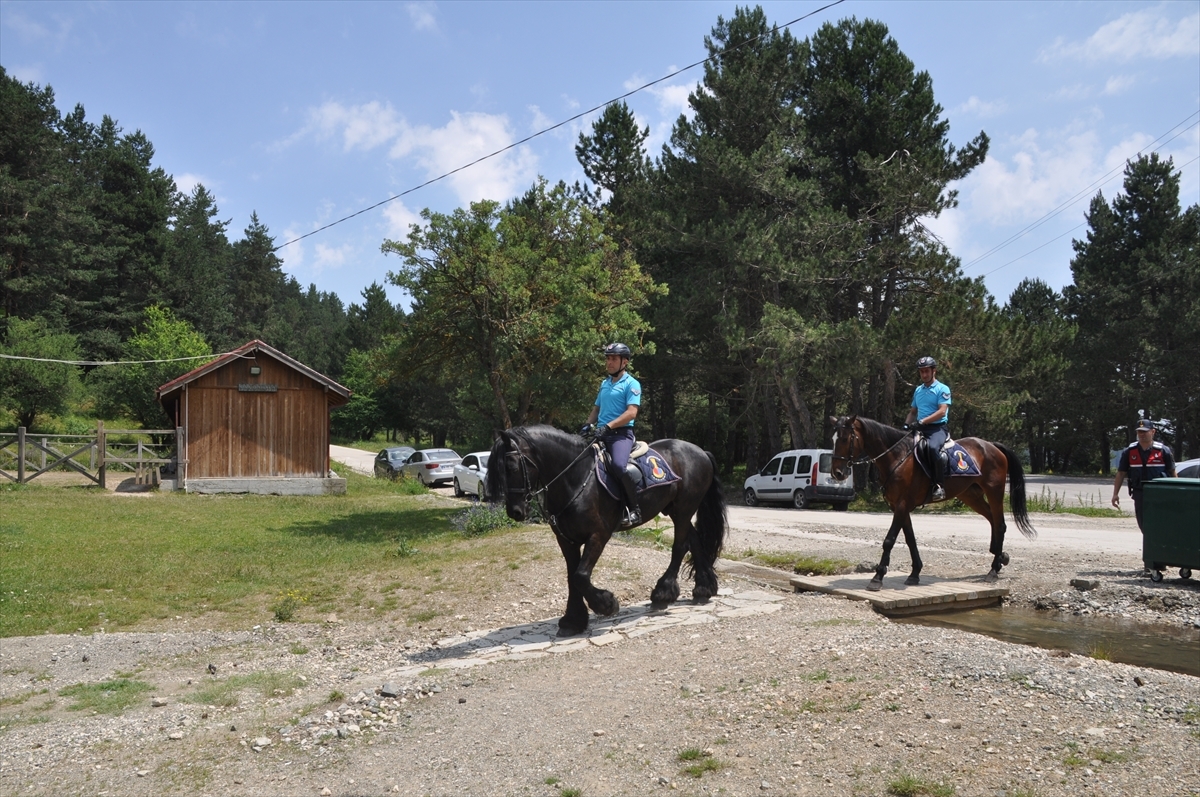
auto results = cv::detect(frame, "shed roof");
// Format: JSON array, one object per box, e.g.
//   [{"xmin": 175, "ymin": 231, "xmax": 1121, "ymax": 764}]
[{"xmin": 157, "ymin": 339, "xmax": 351, "ymax": 407}]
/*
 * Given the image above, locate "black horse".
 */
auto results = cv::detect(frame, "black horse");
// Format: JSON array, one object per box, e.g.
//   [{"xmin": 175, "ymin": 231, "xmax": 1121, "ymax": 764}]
[
  {"xmin": 487, "ymin": 425, "xmax": 727, "ymax": 635},
  {"xmin": 830, "ymin": 415, "xmax": 1036, "ymax": 590}
]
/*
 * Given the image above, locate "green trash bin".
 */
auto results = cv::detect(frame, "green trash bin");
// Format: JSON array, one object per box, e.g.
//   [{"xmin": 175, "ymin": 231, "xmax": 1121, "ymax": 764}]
[{"xmin": 1142, "ymin": 477, "xmax": 1200, "ymax": 582}]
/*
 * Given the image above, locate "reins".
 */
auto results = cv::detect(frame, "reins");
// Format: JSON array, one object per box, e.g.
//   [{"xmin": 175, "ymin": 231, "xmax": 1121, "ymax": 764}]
[
  {"xmin": 836, "ymin": 422, "xmax": 915, "ymax": 489},
  {"xmin": 505, "ymin": 436, "xmax": 598, "ymax": 539}
]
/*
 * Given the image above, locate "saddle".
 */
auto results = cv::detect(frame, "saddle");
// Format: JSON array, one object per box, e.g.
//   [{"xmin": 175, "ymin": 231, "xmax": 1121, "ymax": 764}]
[
  {"xmin": 914, "ymin": 434, "xmax": 981, "ymax": 478},
  {"xmin": 594, "ymin": 442, "xmax": 680, "ymax": 500}
]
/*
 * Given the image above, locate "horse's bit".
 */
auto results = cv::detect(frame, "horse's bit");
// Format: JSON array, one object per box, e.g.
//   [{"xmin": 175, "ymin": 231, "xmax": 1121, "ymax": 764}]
[{"xmin": 834, "ymin": 422, "xmax": 914, "ymax": 489}]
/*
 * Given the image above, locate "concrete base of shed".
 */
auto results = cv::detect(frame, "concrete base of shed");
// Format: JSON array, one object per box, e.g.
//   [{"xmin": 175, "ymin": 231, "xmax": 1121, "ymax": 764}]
[{"xmin": 182, "ymin": 477, "xmax": 347, "ymax": 496}]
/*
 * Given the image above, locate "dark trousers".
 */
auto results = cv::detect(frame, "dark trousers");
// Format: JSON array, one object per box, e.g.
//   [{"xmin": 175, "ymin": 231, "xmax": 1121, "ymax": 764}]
[
  {"xmin": 918, "ymin": 424, "xmax": 948, "ymax": 484},
  {"xmin": 602, "ymin": 426, "xmax": 636, "ymax": 469},
  {"xmin": 1132, "ymin": 492, "xmax": 1145, "ymax": 532}
]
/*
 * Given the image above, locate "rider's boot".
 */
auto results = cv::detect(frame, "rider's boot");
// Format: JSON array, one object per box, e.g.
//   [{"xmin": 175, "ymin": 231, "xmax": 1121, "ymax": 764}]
[
  {"xmin": 931, "ymin": 451, "xmax": 946, "ymax": 502},
  {"xmin": 617, "ymin": 468, "xmax": 642, "ymax": 529}
]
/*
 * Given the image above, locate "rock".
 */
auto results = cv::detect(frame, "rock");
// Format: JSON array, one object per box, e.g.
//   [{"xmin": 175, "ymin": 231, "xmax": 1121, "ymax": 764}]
[
  {"xmin": 855, "ymin": 561, "xmax": 876, "ymax": 573},
  {"xmin": 1071, "ymin": 578, "xmax": 1100, "ymax": 591},
  {"xmin": 151, "ymin": 697, "xmax": 167, "ymax": 707},
  {"xmin": 253, "ymin": 736, "xmax": 272, "ymax": 748},
  {"xmin": 321, "ymin": 789, "xmax": 332, "ymax": 796},
  {"xmin": 167, "ymin": 732, "xmax": 183, "ymax": 740},
  {"xmin": 380, "ymin": 682, "xmax": 400, "ymax": 698},
  {"xmin": 207, "ymin": 663, "xmax": 217, "ymax": 675}
]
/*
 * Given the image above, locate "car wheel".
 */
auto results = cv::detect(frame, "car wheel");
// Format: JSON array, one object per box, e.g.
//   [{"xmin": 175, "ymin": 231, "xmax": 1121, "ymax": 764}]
[
  {"xmin": 833, "ymin": 502, "xmax": 849, "ymax": 512},
  {"xmin": 476, "ymin": 481, "xmax": 487, "ymax": 502},
  {"xmin": 744, "ymin": 488, "xmax": 758, "ymax": 507},
  {"xmin": 453, "ymin": 478, "xmax": 464, "ymax": 497},
  {"xmin": 792, "ymin": 490, "xmax": 808, "ymax": 510}
]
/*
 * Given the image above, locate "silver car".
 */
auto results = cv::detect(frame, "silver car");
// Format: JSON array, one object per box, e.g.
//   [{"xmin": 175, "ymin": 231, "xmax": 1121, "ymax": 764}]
[
  {"xmin": 452, "ymin": 452, "xmax": 490, "ymax": 500},
  {"xmin": 400, "ymin": 448, "xmax": 462, "ymax": 486}
]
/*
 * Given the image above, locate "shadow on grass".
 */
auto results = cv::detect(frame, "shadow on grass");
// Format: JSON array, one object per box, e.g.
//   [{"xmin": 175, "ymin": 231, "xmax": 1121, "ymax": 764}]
[{"xmin": 284, "ymin": 508, "xmax": 458, "ymax": 544}]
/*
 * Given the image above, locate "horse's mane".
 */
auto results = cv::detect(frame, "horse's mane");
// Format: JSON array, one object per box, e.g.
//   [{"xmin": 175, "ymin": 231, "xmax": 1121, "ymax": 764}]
[
  {"xmin": 509, "ymin": 424, "xmax": 584, "ymax": 450},
  {"xmin": 856, "ymin": 416, "xmax": 907, "ymax": 447}
]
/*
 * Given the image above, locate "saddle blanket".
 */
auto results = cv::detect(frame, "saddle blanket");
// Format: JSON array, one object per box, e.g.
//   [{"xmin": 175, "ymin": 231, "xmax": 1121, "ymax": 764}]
[
  {"xmin": 596, "ymin": 445, "xmax": 681, "ymax": 500},
  {"xmin": 944, "ymin": 442, "xmax": 981, "ymax": 477}
]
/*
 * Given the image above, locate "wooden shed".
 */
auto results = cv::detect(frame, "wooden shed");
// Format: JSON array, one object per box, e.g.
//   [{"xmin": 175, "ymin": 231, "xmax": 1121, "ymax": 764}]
[{"xmin": 157, "ymin": 340, "xmax": 351, "ymax": 494}]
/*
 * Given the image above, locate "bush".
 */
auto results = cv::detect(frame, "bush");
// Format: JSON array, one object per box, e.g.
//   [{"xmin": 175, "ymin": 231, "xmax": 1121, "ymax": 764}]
[{"xmin": 452, "ymin": 502, "xmax": 519, "ymax": 536}]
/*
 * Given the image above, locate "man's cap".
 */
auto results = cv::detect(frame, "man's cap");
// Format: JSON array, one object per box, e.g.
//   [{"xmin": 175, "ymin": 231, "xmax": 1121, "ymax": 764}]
[{"xmin": 1135, "ymin": 419, "xmax": 1155, "ymax": 432}]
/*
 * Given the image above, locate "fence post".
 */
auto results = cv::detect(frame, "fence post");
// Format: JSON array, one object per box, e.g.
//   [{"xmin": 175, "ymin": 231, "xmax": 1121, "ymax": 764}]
[
  {"xmin": 16, "ymin": 427, "xmax": 25, "ymax": 483},
  {"xmin": 40, "ymin": 436, "xmax": 46, "ymax": 470},
  {"xmin": 97, "ymin": 421, "xmax": 106, "ymax": 490},
  {"xmin": 176, "ymin": 426, "xmax": 185, "ymax": 485}
]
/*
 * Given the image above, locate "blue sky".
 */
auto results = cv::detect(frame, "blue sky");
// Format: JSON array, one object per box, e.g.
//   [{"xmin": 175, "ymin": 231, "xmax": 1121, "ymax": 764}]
[{"xmin": 3, "ymin": 1, "xmax": 1197, "ymax": 311}]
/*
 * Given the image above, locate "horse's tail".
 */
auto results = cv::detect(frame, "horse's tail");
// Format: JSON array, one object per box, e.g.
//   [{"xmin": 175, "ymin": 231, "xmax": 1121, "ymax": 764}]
[
  {"xmin": 691, "ymin": 451, "xmax": 728, "ymax": 570},
  {"xmin": 997, "ymin": 443, "xmax": 1037, "ymax": 540}
]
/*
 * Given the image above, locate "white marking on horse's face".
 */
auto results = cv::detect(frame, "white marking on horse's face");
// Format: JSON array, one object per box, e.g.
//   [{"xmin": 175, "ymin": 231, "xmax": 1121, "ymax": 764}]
[{"xmin": 832, "ymin": 430, "xmax": 839, "ymax": 448}]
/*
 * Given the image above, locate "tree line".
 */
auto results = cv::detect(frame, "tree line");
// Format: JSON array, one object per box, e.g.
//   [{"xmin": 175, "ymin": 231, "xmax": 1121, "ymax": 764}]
[{"xmin": 3, "ymin": 8, "xmax": 1197, "ymax": 472}]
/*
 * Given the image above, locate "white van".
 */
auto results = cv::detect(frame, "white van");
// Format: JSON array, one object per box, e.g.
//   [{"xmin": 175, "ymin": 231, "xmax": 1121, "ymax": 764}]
[{"xmin": 743, "ymin": 448, "xmax": 855, "ymax": 510}]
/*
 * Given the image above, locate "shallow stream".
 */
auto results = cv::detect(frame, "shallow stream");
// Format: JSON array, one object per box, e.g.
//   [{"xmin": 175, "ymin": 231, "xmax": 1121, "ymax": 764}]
[{"xmin": 897, "ymin": 606, "xmax": 1200, "ymax": 677}]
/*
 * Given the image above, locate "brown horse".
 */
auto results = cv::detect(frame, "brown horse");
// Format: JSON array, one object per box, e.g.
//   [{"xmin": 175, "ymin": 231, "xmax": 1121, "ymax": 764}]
[{"xmin": 829, "ymin": 415, "xmax": 1036, "ymax": 590}]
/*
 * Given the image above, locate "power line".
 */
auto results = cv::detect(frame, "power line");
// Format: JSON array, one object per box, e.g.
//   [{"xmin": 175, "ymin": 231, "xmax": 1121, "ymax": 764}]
[
  {"xmin": 272, "ymin": 0, "xmax": 847, "ymax": 253},
  {"xmin": 0, "ymin": 352, "xmax": 234, "ymax": 367},
  {"xmin": 975, "ymin": 151, "xmax": 1200, "ymax": 280},
  {"xmin": 962, "ymin": 111, "xmax": 1200, "ymax": 272}
]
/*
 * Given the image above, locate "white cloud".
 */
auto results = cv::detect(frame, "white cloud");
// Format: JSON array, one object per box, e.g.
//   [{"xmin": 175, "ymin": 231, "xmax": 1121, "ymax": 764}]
[
  {"xmin": 382, "ymin": 200, "xmax": 423, "ymax": 239},
  {"xmin": 306, "ymin": 101, "xmax": 407, "ymax": 152},
  {"xmin": 3, "ymin": 9, "xmax": 73, "ymax": 51},
  {"xmin": 405, "ymin": 2, "xmax": 438, "ymax": 32},
  {"xmin": 1103, "ymin": 74, "xmax": 1136, "ymax": 95},
  {"xmin": 6, "ymin": 64, "xmax": 44, "ymax": 85},
  {"xmin": 173, "ymin": 173, "xmax": 210, "ymax": 196},
  {"xmin": 312, "ymin": 242, "xmax": 352, "ymax": 275},
  {"xmin": 527, "ymin": 104, "xmax": 555, "ymax": 135},
  {"xmin": 1041, "ymin": 7, "xmax": 1200, "ymax": 63},
  {"xmin": 389, "ymin": 111, "xmax": 538, "ymax": 204},
  {"xmin": 954, "ymin": 96, "xmax": 1007, "ymax": 119}
]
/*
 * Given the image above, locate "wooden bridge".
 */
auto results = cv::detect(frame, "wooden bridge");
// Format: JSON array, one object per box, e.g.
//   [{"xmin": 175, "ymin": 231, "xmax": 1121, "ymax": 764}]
[{"xmin": 789, "ymin": 573, "xmax": 1008, "ymax": 616}]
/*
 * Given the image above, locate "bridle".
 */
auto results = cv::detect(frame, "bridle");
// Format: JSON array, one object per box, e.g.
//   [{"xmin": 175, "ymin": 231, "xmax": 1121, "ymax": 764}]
[
  {"xmin": 501, "ymin": 434, "xmax": 598, "ymax": 536},
  {"xmin": 832, "ymin": 419, "xmax": 914, "ymax": 488}
]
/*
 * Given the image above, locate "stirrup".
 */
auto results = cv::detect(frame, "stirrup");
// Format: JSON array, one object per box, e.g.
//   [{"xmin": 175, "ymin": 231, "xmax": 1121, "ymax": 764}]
[
  {"xmin": 931, "ymin": 485, "xmax": 945, "ymax": 502},
  {"xmin": 619, "ymin": 508, "xmax": 642, "ymax": 529}
]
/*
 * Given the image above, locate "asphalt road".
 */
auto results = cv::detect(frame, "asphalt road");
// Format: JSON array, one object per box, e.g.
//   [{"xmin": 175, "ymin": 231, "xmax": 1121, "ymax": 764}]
[{"xmin": 330, "ymin": 444, "xmax": 1138, "ymax": 557}]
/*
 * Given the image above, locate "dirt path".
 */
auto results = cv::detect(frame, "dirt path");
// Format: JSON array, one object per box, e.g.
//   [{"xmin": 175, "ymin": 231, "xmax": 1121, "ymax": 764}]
[{"xmin": 2, "ymin": 510, "xmax": 1199, "ymax": 797}]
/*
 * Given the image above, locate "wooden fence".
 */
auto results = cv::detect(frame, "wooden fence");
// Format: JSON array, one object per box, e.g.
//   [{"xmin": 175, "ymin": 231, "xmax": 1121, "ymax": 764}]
[{"xmin": 0, "ymin": 423, "xmax": 184, "ymax": 489}]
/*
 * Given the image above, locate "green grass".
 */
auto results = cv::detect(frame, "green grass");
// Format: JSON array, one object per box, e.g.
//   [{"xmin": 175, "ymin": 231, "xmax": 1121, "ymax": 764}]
[
  {"xmin": 677, "ymin": 747, "xmax": 722, "ymax": 778},
  {"xmin": 887, "ymin": 773, "xmax": 955, "ymax": 796},
  {"xmin": 185, "ymin": 671, "xmax": 304, "ymax": 707},
  {"xmin": 58, "ymin": 678, "xmax": 154, "ymax": 714},
  {"xmin": 0, "ymin": 470, "xmax": 533, "ymax": 636}
]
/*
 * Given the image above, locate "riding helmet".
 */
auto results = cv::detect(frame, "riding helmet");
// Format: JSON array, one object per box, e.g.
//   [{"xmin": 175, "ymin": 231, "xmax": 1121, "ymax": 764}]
[
  {"xmin": 604, "ymin": 342, "xmax": 632, "ymax": 359},
  {"xmin": 916, "ymin": 356, "xmax": 937, "ymax": 369}
]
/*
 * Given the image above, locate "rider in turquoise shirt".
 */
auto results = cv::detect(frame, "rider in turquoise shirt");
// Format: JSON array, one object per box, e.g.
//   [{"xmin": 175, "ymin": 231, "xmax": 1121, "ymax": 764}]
[
  {"xmin": 582, "ymin": 343, "xmax": 642, "ymax": 528},
  {"xmin": 904, "ymin": 355, "xmax": 951, "ymax": 501}
]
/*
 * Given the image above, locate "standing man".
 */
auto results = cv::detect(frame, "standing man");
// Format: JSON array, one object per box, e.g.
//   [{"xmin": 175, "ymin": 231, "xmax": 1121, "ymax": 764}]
[
  {"xmin": 581, "ymin": 342, "xmax": 642, "ymax": 529},
  {"xmin": 1112, "ymin": 418, "xmax": 1176, "ymax": 531},
  {"xmin": 904, "ymin": 355, "xmax": 951, "ymax": 502}
]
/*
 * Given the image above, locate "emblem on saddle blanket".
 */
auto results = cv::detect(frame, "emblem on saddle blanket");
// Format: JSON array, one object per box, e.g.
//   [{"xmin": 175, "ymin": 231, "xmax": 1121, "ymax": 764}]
[
  {"xmin": 594, "ymin": 443, "xmax": 681, "ymax": 500},
  {"xmin": 939, "ymin": 442, "xmax": 981, "ymax": 477}
]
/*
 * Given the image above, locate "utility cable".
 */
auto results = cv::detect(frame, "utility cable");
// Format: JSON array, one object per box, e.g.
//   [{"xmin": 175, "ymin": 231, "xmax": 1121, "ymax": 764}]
[
  {"xmin": 962, "ymin": 111, "xmax": 1200, "ymax": 272},
  {"xmin": 272, "ymin": 0, "xmax": 848, "ymax": 252},
  {"xmin": 0, "ymin": 352, "xmax": 236, "ymax": 367}
]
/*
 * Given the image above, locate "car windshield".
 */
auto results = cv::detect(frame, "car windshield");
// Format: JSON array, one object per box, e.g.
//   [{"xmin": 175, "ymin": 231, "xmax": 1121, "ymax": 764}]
[
  {"xmin": 425, "ymin": 450, "xmax": 459, "ymax": 461},
  {"xmin": 388, "ymin": 451, "xmax": 410, "ymax": 461}
]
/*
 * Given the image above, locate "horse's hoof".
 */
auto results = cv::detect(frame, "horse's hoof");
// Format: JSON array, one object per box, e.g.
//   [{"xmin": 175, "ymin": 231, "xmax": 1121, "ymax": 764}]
[
  {"xmin": 589, "ymin": 590, "xmax": 619, "ymax": 617},
  {"xmin": 1000, "ymin": 552, "xmax": 1011, "ymax": 566},
  {"xmin": 649, "ymin": 600, "xmax": 671, "ymax": 611},
  {"xmin": 691, "ymin": 589, "xmax": 713, "ymax": 604},
  {"xmin": 651, "ymin": 582, "xmax": 680, "ymax": 605},
  {"xmin": 557, "ymin": 617, "xmax": 588, "ymax": 636},
  {"xmin": 984, "ymin": 570, "xmax": 1000, "ymax": 583},
  {"xmin": 866, "ymin": 579, "xmax": 883, "ymax": 592},
  {"xmin": 904, "ymin": 575, "xmax": 920, "ymax": 586}
]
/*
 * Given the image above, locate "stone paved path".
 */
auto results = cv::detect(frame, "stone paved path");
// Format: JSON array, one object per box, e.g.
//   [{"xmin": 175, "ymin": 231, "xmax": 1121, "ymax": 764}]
[{"xmin": 359, "ymin": 588, "xmax": 785, "ymax": 690}]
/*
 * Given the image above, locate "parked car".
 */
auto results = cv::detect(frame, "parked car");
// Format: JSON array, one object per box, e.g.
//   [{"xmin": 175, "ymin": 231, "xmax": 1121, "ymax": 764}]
[
  {"xmin": 453, "ymin": 452, "xmax": 491, "ymax": 500},
  {"xmin": 400, "ymin": 448, "xmax": 462, "ymax": 486},
  {"xmin": 1176, "ymin": 458, "xmax": 1200, "ymax": 479},
  {"xmin": 373, "ymin": 446, "xmax": 416, "ymax": 479},
  {"xmin": 743, "ymin": 448, "xmax": 855, "ymax": 510}
]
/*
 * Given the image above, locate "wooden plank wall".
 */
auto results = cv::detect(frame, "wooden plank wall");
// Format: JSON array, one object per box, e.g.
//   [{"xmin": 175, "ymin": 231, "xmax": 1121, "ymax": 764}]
[{"xmin": 185, "ymin": 354, "xmax": 329, "ymax": 478}]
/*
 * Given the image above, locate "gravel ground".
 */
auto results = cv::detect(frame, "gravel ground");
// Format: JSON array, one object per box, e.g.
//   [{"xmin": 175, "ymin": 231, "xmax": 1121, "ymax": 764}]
[{"xmin": 2, "ymin": 511, "xmax": 1199, "ymax": 797}]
